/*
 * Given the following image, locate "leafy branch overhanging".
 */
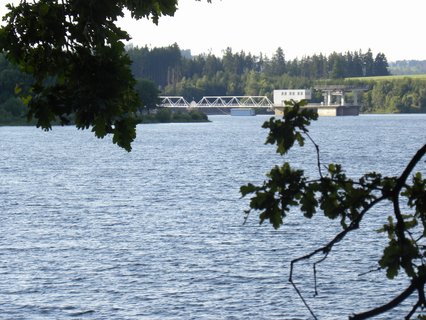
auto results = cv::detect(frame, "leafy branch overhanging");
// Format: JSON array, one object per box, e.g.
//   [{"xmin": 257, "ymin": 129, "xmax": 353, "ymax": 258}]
[
  {"xmin": 241, "ymin": 100, "xmax": 426, "ymax": 319},
  {"xmin": 0, "ymin": 0, "xmax": 210, "ymax": 151}
]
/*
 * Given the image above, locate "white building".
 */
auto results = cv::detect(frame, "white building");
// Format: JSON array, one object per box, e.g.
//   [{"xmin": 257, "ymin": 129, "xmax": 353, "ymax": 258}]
[{"xmin": 273, "ymin": 89, "xmax": 312, "ymax": 106}]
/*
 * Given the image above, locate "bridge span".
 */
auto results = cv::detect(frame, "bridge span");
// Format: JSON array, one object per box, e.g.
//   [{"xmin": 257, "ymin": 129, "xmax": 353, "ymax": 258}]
[
  {"xmin": 160, "ymin": 89, "xmax": 364, "ymax": 116},
  {"xmin": 160, "ymin": 96, "xmax": 274, "ymax": 109}
]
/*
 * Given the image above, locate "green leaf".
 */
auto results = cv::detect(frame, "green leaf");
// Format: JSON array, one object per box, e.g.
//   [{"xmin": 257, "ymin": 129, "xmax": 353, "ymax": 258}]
[
  {"xmin": 14, "ymin": 84, "xmax": 22, "ymax": 94},
  {"xmin": 300, "ymin": 187, "xmax": 318, "ymax": 218},
  {"xmin": 379, "ymin": 240, "xmax": 400, "ymax": 279},
  {"xmin": 21, "ymin": 95, "xmax": 32, "ymax": 106},
  {"xmin": 240, "ymin": 183, "xmax": 257, "ymax": 197},
  {"xmin": 92, "ymin": 116, "xmax": 107, "ymax": 139},
  {"xmin": 38, "ymin": 3, "xmax": 49, "ymax": 17}
]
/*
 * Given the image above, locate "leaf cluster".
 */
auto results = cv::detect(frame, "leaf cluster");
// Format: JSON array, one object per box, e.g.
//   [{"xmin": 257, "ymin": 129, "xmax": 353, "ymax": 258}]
[{"xmin": 0, "ymin": 0, "xmax": 210, "ymax": 150}]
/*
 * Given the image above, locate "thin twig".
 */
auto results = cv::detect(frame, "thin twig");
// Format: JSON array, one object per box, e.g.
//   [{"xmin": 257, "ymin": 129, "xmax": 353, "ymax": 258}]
[
  {"xmin": 304, "ymin": 130, "xmax": 323, "ymax": 179},
  {"xmin": 406, "ymin": 299, "xmax": 421, "ymax": 320},
  {"xmin": 289, "ymin": 197, "xmax": 385, "ymax": 316},
  {"xmin": 290, "ymin": 278, "xmax": 319, "ymax": 320},
  {"xmin": 358, "ymin": 266, "xmax": 382, "ymax": 277},
  {"xmin": 313, "ymin": 253, "xmax": 329, "ymax": 296}
]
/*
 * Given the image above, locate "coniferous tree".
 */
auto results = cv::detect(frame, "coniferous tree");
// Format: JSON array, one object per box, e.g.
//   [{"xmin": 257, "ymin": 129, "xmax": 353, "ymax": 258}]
[
  {"xmin": 270, "ymin": 47, "xmax": 286, "ymax": 76},
  {"xmin": 373, "ymin": 52, "xmax": 390, "ymax": 76},
  {"xmin": 363, "ymin": 49, "xmax": 375, "ymax": 76}
]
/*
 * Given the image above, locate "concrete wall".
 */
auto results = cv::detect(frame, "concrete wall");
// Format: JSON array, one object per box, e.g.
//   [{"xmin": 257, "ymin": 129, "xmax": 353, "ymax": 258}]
[
  {"xmin": 273, "ymin": 89, "xmax": 312, "ymax": 105},
  {"xmin": 317, "ymin": 106, "xmax": 359, "ymax": 116},
  {"xmin": 275, "ymin": 105, "xmax": 360, "ymax": 117},
  {"xmin": 230, "ymin": 108, "xmax": 255, "ymax": 116},
  {"xmin": 317, "ymin": 107, "xmax": 337, "ymax": 116}
]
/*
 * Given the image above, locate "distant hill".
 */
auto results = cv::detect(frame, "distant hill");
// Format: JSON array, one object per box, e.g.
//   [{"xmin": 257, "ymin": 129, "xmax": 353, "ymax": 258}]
[{"xmin": 389, "ymin": 60, "xmax": 426, "ymax": 75}]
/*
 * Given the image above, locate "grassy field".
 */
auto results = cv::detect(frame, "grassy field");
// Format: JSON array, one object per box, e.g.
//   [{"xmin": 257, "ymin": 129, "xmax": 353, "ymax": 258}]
[{"xmin": 346, "ymin": 74, "xmax": 426, "ymax": 81}]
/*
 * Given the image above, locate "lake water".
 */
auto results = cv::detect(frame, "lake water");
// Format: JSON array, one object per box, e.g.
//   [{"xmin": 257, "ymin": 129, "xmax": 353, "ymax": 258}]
[{"xmin": 1, "ymin": 114, "xmax": 426, "ymax": 319}]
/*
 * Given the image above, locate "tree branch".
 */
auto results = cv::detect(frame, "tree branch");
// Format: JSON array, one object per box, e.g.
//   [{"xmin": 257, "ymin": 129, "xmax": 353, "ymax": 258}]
[
  {"xmin": 290, "ymin": 197, "xmax": 385, "ymax": 279},
  {"xmin": 395, "ymin": 144, "xmax": 426, "ymax": 193},
  {"xmin": 349, "ymin": 277, "xmax": 425, "ymax": 319},
  {"xmin": 350, "ymin": 144, "xmax": 426, "ymax": 319},
  {"xmin": 289, "ymin": 197, "xmax": 385, "ymax": 316},
  {"xmin": 405, "ymin": 299, "xmax": 421, "ymax": 319},
  {"xmin": 304, "ymin": 131, "xmax": 323, "ymax": 179},
  {"xmin": 290, "ymin": 279, "xmax": 319, "ymax": 320},
  {"xmin": 392, "ymin": 144, "xmax": 426, "ymax": 275}
]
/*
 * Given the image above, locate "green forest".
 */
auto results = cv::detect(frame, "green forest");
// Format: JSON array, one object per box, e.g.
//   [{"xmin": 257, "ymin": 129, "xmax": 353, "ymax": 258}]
[{"xmin": 1, "ymin": 44, "xmax": 426, "ymax": 124}]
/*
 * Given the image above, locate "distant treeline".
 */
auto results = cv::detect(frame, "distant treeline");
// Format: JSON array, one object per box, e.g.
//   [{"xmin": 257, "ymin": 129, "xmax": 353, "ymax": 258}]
[
  {"xmin": 127, "ymin": 44, "xmax": 390, "ymax": 91},
  {"xmin": 126, "ymin": 44, "xmax": 425, "ymax": 113},
  {"xmin": 389, "ymin": 60, "xmax": 426, "ymax": 75},
  {"xmin": 0, "ymin": 54, "xmax": 32, "ymax": 124},
  {"xmin": 355, "ymin": 77, "xmax": 426, "ymax": 113},
  {"xmin": 1, "ymin": 45, "xmax": 426, "ymax": 124}
]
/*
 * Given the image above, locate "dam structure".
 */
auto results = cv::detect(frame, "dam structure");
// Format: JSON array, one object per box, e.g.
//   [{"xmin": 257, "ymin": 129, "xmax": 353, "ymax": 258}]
[
  {"xmin": 160, "ymin": 86, "xmax": 368, "ymax": 116},
  {"xmin": 273, "ymin": 86, "xmax": 368, "ymax": 116}
]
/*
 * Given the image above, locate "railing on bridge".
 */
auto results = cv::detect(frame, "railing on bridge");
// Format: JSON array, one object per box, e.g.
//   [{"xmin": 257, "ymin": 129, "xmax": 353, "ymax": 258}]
[
  {"xmin": 159, "ymin": 96, "xmax": 191, "ymax": 108},
  {"xmin": 159, "ymin": 96, "xmax": 274, "ymax": 109}
]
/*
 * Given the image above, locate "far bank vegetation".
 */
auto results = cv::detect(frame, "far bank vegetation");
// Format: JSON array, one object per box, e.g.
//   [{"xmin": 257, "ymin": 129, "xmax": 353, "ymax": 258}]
[{"xmin": 1, "ymin": 46, "xmax": 426, "ymax": 124}]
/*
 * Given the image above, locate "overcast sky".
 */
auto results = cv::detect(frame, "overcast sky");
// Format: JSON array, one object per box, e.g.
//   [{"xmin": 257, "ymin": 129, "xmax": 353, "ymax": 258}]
[
  {"xmin": 117, "ymin": 0, "xmax": 425, "ymax": 61},
  {"xmin": 2, "ymin": 0, "xmax": 425, "ymax": 61}
]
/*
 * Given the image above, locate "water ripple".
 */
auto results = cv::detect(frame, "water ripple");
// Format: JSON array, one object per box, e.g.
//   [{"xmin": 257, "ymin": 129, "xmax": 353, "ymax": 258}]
[{"xmin": 0, "ymin": 115, "xmax": 425, "ymax": 319}]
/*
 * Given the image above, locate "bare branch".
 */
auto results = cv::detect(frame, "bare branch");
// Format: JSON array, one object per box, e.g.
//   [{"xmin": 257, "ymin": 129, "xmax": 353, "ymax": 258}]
[
  {"xmin": 358, "ymin": 266, "xmax": 382, "ymax": 277},
  {"xmin": 313, "ymin": 253, "xmax": 328, "ymax": 296},
  {"xmin": 289, "ymin": 197, "xmax": 385, "ymax": 315},
  {"xmin": 290, "ymin": 197, "xmax": 385, "ymax": 279},
  {"xmin": 290, "ymin": 280, "xmax": 319, "ymax": 320},
  {"xmin": 349, "ymin": 277, "xmax": 425, "ymax": 319},
  {"xmin": 396, "ymin": 144, "xmax": 426, "ymax": 192},
  {"xmin": 304, "ymin": 131, "xmax": 323, "ymax": 179},
  {"xmin": 405, "ymin": 299, "xmax": 421, "ymax": 320}
]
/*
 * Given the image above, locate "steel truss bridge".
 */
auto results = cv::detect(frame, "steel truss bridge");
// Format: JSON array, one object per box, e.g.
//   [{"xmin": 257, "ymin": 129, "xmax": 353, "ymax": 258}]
[{"xmin": 159, "ymin": 96, "xmax": 274, "ymax": 109}]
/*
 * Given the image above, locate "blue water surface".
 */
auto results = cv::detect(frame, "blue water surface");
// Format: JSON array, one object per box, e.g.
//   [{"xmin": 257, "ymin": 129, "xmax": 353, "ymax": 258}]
[{"xmin": 1, "ymin": 114, "xmax": 425, "ymax": 319}]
